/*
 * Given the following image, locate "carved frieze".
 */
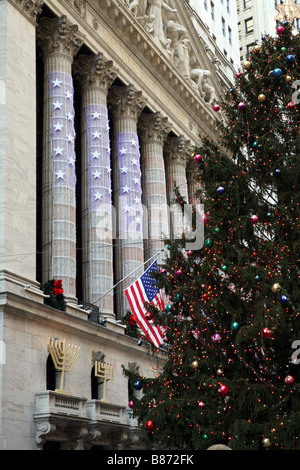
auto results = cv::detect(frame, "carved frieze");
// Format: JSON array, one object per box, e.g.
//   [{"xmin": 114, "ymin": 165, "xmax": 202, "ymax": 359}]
[{"xmin": 9, "ymin": 0, "xmax": 44, "ymax": 23}]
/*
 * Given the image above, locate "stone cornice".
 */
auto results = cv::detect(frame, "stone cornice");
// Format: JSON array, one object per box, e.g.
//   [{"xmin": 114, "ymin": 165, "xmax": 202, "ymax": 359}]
[
  {"xmin": 8, "ymin": 0, "xmax": 44, "ymax": 25},
  {"xmin": 86, "ymin": 0, "xmax": 219, "ymax": 130}
]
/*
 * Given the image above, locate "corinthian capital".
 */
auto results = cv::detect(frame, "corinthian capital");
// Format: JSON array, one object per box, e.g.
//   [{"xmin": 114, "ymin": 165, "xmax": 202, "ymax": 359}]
[
  {"xmin": 10, "ymin": 0, "xmax": 44, "ymax": 23},
  {"xmin": 108, "ymin": 85, "xmax": 146, "ymax": 121},
  {"xmin": 164, "ymin": 135, "xmax": 192, "ymax": 166},
  {"xmin": 73, "ymin": 53, "xmax": 118, "ymax": 92},
  {"xmin": 138, "ymin": 112, "xmax": 171, "ymax": 145},
  {"xmin": 37, "ymin": 15, "xmax": 85, "ymax": 59}
]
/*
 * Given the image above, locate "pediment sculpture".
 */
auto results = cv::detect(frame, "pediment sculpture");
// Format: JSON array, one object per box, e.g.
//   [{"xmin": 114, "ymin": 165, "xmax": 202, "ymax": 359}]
[{"xmin": 122, "ymin": 0, "xmax": 218, "ymax": 104}]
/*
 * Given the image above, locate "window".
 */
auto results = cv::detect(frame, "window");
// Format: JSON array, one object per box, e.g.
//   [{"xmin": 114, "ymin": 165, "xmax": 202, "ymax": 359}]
[
  {"xmin": 228, "ymin": 26, "xmax": 232, "ymax": 45},
  {"xmin": 211, "ymin": 1, "xmax": 215, "ymax": 20},
  {"xmin": 91, "ymin": 365, "xmax": 104, "ymax": 400},
  {"xmin": 238, "ymin": 21, "xmax": 241, "ymax": 39},
  {"xmin": 204, "ymin": 0, "xmax": 208, "ymax": 10},
  {"xmin": 222, "ymin": 17, "xmax": 226, "ymax": 36},
  {"xmin": 227, "ymin": 0, "xmax": 230, "ymax": 13},
  {"xmin": 244, "ymin": 0, "xmax": 253, "ymax": 8},
  {"xmin": 245, "ymin": 17, "xmax": 254, "ymax": 34},
  {"xmin": 246, "ymin": 42, "xmax": 255, "ymax": 57}
]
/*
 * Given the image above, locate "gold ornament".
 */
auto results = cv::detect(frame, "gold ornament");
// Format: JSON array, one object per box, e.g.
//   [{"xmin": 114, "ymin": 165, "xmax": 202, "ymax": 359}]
[
  {"xmin": 286, "ymin": 75, "xmax": 292, "ymax": 83},
  {"xmin": 242, "ymin": 60, "xmax": 251, "ymax": 70},
  {"xmin": 217, "ymin": 368, "xmax": 223, "ymax": 375},
  {"xmin": 253, "ymin": 45, "xmax": 261, "ymax": 53},
  {"xmin": 258, "ymin": 94, "xmax": 266, "ymax": 102},
  {"xmin": 262, "ymin": 438, "xmax": 271, "ymax": 448},
  {"xmin": 271, "ymin": 283, "xmax": 281, "ymax": 293},
  {"xmin": 191, "ymin": 360, "xmax": 198, "ymax": 369}
]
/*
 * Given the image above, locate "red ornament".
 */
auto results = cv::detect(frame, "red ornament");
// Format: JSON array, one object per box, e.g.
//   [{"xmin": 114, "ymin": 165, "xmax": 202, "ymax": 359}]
[
  {"xmin": 198, "ymin": 401, "xmax": 205, "ymax": 409},
  {"xmin": 284, "ymin": 375, "xmax": 294, "ymax": 385},
  {"xmin": 145, "ymin": 420, "xmax": 155, "ymax": 431},
  {"xmin": 287, "ymin": 101, "xmax": 296, "ymax": 109},
  {"xmin": 236, "ymin": 72, "xmax": 241, "ymax": 78},
  {"xmin": 218, "ymin": 384, "xmax": 229, "ymax": 397},
  {"xmin": 194, "ymin": 154, "xmax": 202, "ymax": 163},
  {"xmin": 261, "ymin": 327, "xmax": 272, "ymax": 339},
  {"xmin": 213, "ymin": 104, "xmax": 220, "ymax": 112},
  {"xmin": 128, "ymin": 400, "xmax": 134, "ymax": 408},
  {"xmin": 53, "ymin": 279, "xmax": 63, "ymax": 296}
]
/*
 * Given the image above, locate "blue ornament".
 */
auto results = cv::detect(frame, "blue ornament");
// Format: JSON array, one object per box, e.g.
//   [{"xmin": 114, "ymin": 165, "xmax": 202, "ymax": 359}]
[
  {"xmin": 134, "ymin": 380, "xmax": 142, "ymax": 390},
  {"xmin": 286, "ymin": 54, "xmax": 295, "ymax": 64},
  {"xmin": 273, "ymin": 68, "xmax": 282, "ymax": 77},
  {"xmin": 255, "ymin": 275, "xmax": 261, "ymax": 282},
  {"xmin": 280, "ymin": 295, "xmax": 288, "ymax": 304},
  {"xmin": 284, "ymin": 21, "xmax": 289, "ymax": 25},
  {"xmin": 231, "ymin": 322, "xmax": 239, "ymax": 330},
  {"xmin": 262, "ymin": 35, "xmax": 266, "ymax": 41},
  {"xmin": 274, "ymin": 168, "xmax": 281, "ymax": 176},
  {"xmin": 165, "ymin": 303, "xmax": 172, "ymax": 313},
  {"xmin": 216, "ymin": 186, "xmax": 225, "ymax": 195}
]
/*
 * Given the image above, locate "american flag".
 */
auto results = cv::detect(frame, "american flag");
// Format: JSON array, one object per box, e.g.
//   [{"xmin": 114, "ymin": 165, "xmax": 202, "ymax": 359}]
[{"xmin": 125, "ymin": 261, "xmax": 165, "ymax": 348}]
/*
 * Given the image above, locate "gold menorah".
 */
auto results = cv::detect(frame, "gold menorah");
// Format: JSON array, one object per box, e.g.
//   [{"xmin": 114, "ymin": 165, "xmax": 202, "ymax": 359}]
[
  {"xmin": 48, "ymin": 338, "xmax": 80, "ymax": 394},
  {"xmin": 94, "ymin": 361, "xmax": 115, "ymax": 402}
]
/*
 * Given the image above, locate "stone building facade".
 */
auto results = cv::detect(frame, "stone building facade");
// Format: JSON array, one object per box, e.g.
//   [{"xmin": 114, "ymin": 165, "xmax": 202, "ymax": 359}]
[{"xmin": 0, "ymin": 0, "xmax": 234, "ymax": 450}]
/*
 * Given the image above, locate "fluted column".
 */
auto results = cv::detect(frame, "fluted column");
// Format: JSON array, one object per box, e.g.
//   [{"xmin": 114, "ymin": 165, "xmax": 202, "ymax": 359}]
[
  {"xmin": 37, "ymin": 16, "xmax": 84, "ymax": 303},
  {"xmin": 138, "ymin": 112, "xmax": 171, "ymax": 262},
  {"xmin": 164, "ymin": 135, "xmax": 191, "ymax": 240},
  {"xmin": 187, "ymin": 158, "xmax": 201, "ymax": 206},
  {"xmin": 108, "ymin": 85, "xmax": 146, "ymax": 318},
  {"xmin": 73, "ymin": 53, "xmax": 118, "ymax": 317}
]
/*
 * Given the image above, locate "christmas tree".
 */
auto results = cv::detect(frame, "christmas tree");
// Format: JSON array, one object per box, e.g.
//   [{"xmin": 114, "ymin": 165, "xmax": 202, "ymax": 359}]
[{"xmin": 124, "ymin": 21, "xmax": 300, "ymax": 450}]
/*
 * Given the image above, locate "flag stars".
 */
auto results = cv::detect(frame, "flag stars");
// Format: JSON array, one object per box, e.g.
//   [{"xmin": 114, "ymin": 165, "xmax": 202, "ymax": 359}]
[
  {"xmin": 52, "ymin": 78, "xmax": 62, "ymax": 88},
  {"xmin": 119, "ymin": 147, "xmax": 128, "ymax": 156},
  {"xmin": 93, "ymin": 170, "xmax": 102, "ymax": 179},
  {"xmin": 120, "ymin": 165, "xmax": 128, "ymax": 174},
  {"xmin": 54, "ymin": 122, "xmax": 63, "ymax": 132},
  {"xmin": 94, "ymin": 191, "xmax": 103, "ymax": 201},
  {"xmin": 56, "ymin": 170, "xmax": 65, "ymax": 180},
  {"xmin": 92, "ymin": 130, "xmax": 101, "ymax": 139},
  {"xmin": 92, "ymin": 111, "xmax": 101, "ymax": 119},
  {"xmin": 53, "ymin": 100, "xmax": 62, "ymax": 110},
  {"xmin": 54, "ymin": 145, "xmax": 64, "ymax": 156}
]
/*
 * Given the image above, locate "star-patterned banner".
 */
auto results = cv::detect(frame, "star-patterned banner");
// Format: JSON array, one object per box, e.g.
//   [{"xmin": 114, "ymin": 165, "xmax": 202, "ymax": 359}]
[
  {"xmin": 49, "ymin": 72, "xmax": 76, "ymax": 188},
  {"xmin": 86, "ymin": 104, "xmax": 112, "ymax": 211},
  {"xmin": 116, "ymin": 132, "xmax": 143, "ymax": 239},
  {"xmin": 48, "ymin": 71, "xmax": 77, "ymax": 290}
]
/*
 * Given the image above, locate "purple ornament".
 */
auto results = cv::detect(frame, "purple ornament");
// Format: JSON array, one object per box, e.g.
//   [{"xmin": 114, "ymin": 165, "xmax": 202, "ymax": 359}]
[
  {"xmin": 213, "ymin": 104, "xmax": 220, "ymax": 112},
  {"xmin": 174, "ymin": 269, "xmax": 182, "ymax": 278},
  {"xmin": 198, "ymin": 401, "xmax": 205, "ymax": 409},
  {"xmin": 194, "ymin": 154, "xmax": 202, "ymax": 163},
  {"xmin": 128, "ymin": 400, "xmax": 134, "ymax": 409},
  {"xmin": 238, "ymin": 102, "xmax": 246, "ymax": 110},
  {"xmin": 212, "ymin": 333, "xmax": 222, "ymax": 342}
]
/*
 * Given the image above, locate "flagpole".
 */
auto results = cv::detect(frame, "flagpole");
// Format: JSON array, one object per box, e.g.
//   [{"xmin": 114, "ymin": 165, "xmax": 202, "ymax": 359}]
[{"xmin": 92, "ymin": 249, "xmax": 164, "ymax": 307}]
